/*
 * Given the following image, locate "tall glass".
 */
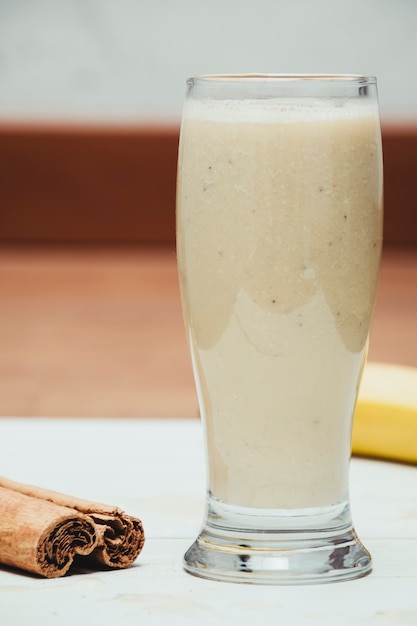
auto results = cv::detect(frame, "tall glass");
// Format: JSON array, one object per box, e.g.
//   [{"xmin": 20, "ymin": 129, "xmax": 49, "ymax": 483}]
[{"xmin": 176, "ymin": 75, "xmax": 383, "ymax": 584}]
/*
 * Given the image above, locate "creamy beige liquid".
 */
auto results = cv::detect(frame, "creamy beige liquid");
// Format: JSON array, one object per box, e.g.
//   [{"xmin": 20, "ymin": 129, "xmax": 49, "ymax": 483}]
[{"xmin": 177, "ymin": 97, "xmax": 383, "ymax": 509}]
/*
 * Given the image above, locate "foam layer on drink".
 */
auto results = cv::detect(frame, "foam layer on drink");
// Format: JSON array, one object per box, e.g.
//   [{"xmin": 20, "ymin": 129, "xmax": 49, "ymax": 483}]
[{"xmin": 184, "ymin": 97, "xmax": 379, "ymax": 124}]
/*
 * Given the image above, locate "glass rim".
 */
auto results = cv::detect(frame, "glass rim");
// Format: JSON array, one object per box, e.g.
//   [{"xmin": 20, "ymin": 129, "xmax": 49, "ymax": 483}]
[{"xmin": 187, "ymin": 74, "xmax": 377, "ymax": 86}]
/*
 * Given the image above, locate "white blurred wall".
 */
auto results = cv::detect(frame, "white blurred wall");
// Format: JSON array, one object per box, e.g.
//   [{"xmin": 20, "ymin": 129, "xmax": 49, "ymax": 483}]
[{"xmin": 0, "ymin": 0, "xmax": 416, "ymax": 123}]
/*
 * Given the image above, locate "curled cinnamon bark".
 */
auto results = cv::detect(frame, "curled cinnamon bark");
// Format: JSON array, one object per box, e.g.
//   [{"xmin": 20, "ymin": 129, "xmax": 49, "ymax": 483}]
[
  {"xmin": 88, "ymin": 512, "xmax": 145, "ymax": 569},
  {"xmin": 0, "ymin": 486, "xmax": 97, "ymax": 577},
  {"xmin": 0, "ymin": 477, "xmax": 145, "ymax": 578}
]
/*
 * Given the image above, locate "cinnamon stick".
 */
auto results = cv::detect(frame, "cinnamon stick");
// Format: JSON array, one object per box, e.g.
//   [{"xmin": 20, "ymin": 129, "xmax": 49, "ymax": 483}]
[{"xmin": 0, "ymin": 476, "xmax": 145, "ymax": 578}]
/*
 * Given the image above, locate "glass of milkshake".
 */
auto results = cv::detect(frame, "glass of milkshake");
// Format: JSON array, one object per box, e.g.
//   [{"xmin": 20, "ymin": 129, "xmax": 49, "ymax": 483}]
[{"xmin": 176, "ymin": 75, "xmax": 383, "ymax": 584}]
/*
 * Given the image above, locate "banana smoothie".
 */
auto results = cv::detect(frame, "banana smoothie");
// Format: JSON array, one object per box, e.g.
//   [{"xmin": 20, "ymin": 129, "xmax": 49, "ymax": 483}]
[{"xmin": 177, "ymin": 95, "xmax": 383, "ymax": 510}]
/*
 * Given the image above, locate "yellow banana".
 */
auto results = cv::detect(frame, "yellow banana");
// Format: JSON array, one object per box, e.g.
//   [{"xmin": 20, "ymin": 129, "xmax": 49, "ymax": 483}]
[{"xmin": 352, "ymin": 362, "xmax": 417, "ymax": 464}]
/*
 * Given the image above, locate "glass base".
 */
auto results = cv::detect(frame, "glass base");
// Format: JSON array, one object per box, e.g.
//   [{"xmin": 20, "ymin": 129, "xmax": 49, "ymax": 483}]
[{"xmin": 184, "ymin": 497, "xmax": 372, "ymax": 585}]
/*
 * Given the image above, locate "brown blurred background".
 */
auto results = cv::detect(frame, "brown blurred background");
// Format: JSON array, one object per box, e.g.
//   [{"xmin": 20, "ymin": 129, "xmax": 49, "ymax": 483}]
[{"xmin": 0, "ymin": 123, "xmax": 416, "ymax": 418}]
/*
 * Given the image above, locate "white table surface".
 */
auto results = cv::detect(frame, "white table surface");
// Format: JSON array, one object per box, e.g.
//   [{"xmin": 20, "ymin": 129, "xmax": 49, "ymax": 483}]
[{"xmin": 0, "ymin": 417, "xmax": 416, "ymax": 625}]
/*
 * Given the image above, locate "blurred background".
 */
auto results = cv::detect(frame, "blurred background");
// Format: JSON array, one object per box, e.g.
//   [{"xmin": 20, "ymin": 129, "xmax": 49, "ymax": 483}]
[
  {"xmin": 0, "ymin": 0, "xmax": 417, "ymax": 123},
  {"xmin": 0, "ymin": 0, "xmax": 416, "ymax": 418}
]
